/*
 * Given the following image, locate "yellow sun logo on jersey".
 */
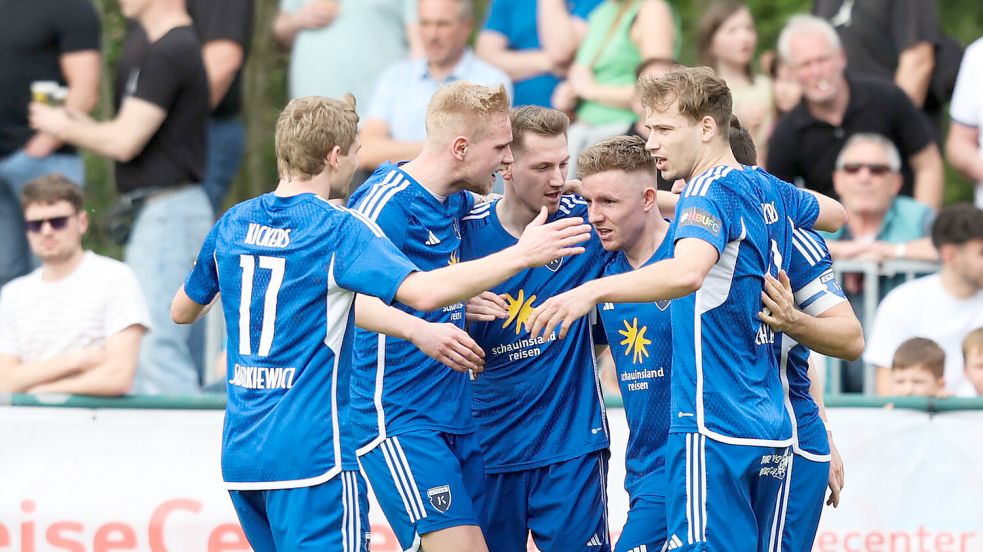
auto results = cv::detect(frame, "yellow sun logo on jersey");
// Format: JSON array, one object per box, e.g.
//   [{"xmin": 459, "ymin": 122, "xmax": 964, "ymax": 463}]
[
  {"xmin": 503, "ymin": 289, "xmax": 537, "ymax": 334},
  {"xmin": 448, "ymin": 251, "xmax": 459, "ymax": 265},
  {"xmin": 619, "ymin": 318, "xmax": 651, "ymax": 364}
]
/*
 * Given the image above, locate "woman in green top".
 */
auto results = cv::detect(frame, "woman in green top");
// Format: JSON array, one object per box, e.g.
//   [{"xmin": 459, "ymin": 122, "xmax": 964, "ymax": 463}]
[{"xmin": 554, "ymin": 0, "xmax": 679, "ymax": 177}]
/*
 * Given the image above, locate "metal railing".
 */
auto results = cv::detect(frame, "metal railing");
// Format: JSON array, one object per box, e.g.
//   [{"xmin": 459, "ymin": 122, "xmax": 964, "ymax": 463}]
[
  {"xmin": 4, "ymin": 393, "xmax": 982, "ymax": 411},
  {"xmin": 829, "ymin": 259, "xmax": 939, "ymax": 395}
]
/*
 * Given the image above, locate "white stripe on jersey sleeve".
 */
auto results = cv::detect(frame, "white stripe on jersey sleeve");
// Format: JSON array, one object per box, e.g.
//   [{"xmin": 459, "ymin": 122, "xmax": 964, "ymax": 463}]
[
  {"xmin": 354, "ymin": 169, "xmax": 399, "ymax": 215},
  {"xmin": 793, "ymin": 271, "xmax": 846, "ymax": 316}
]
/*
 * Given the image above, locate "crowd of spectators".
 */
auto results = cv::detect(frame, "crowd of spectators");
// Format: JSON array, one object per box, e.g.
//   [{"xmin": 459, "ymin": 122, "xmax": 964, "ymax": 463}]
[{"xmin": 1, "ymin": 0, "xmax": 982, "ymax": 399}]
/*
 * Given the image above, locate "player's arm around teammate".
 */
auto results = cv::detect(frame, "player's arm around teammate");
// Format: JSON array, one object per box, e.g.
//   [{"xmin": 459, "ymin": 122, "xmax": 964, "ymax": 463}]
[{"xmin": 758, "ymin": 270, "xmax": 864, "ymax": 361}]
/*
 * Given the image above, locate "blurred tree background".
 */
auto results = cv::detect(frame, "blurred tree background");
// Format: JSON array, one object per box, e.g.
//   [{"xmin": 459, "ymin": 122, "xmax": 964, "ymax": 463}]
[{"xmin": 83, "ymin": 0, "xmax": 983, "ymax": 253}]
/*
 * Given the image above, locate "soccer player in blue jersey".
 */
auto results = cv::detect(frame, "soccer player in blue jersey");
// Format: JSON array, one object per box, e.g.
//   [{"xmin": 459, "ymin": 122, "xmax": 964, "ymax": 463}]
[
  {"xmin": 346, "ymin": 82, "xmax": 580, "ymax": 552},
  {"xmin": 757, "ymin": 227, "xmax": 863, "ymax": 552},
  {"xmin": 169, "ymin": 95, "xmax": 592, "ymax": 552},
  {"xmin": 528, "ymin": 67, "xmax": 848, "ymax": 551},
  {"xmin": 459, "ymin": 105, "xmax": 612, "ymax": 551},
  {"xmin": 576, "ymin": 135, "xmax": 676, "ymax": 552}
]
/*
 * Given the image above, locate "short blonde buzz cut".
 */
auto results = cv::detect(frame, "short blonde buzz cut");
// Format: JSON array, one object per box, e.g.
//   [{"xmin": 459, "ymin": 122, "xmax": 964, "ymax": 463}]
[
  {"xmin": 577, "ymin": 135, "xmax": 656, "ymax": 180},
  {"xmin": 425, "ymin": 82, "xmax": 511, "ymax": 141},
  {"xmin": 275, "ymin": 94, "xmax": 359, "ymax": 181},
  {"xmin": 636, "ymin": 66, "xmax": 733, "ymax": 134}
]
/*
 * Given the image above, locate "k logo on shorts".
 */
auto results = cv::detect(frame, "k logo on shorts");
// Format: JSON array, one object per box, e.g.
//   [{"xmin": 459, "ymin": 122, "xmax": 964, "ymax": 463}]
[{"xmin": 427, "ymin": 485, "xmax": 452, "ymax": 513}]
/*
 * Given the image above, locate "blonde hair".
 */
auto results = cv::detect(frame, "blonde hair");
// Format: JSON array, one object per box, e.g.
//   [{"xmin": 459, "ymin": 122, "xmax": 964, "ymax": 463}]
[
  {"xmin": 425, "ymin": 82, "xmax": 511, "ymax": 141},
  {"xmin": 637, "ymin": 66, "xmax": 733, "ymax": 133},
  {"xmin": 510, "ymin": 106, "xmax": 569, "ymax": 152},
  {"xmin": 275, "ymin": 95, "xmax": 359, "ymax": 181},
  {"xmin": 577, "ymin": 135, "xmax": 656, "ymax": 179},
  {"xmin": 963, "ymin": 327, "xmax": 983, "ymax": 360}
]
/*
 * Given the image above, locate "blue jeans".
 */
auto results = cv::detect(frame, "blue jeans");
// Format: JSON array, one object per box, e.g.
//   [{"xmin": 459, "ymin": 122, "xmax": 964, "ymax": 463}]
[
  {"xmin": 202, "ymin": 117, "xmax": 246, "ymax": 214},
  {"xmin": 0, "ymin": 150, "xmax": 84, "ymax": 287},
  {"xmin": 127, "ymin": 185, "xmax": 213, "ymax": 395}
]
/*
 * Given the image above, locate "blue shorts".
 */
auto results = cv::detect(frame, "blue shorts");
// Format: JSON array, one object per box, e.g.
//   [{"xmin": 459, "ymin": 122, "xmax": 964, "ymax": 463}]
[
  {"xmin": 765, "ymin": 453, "xmax": 829, "ymax": 552},
  {"xmin": 665, "ymin": 433, "xmax": 790, "ymax": 552},
  {"xmin": 615, "ymin": 493, "xmax": 667, "ymax": 552},
  {"xmin": 228, "ymin": 470, "xmax": 368, "ymax": 552},
  {"xmin": 359, "ymin": 430, "xmax": 485, "ymax": 549},
  {"xmin": 484, "ymin": 450, "xmax": 611, "ymax": 552}
]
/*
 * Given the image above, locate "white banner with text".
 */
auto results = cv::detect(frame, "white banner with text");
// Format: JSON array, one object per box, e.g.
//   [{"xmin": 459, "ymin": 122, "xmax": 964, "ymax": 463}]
[{"xmin": 0, "ymin": 406, "xmax": 980, "ymax": 551}]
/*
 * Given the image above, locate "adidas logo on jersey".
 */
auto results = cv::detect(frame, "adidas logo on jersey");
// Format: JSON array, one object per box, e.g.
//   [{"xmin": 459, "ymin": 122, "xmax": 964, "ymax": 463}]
[
  {"xmin": 586, "ymin": 533, "xmax": 604, "ymax": 547},
  {"xmin": 425, "ymin": 230, "xmax": 441, "ymax": 246},
  {"xmin": 666, "ymin": 534, "xmax": 684, "ymax": 549},
  {"xmin": 626, "ymin": 544, "xmax": 650, "ymax": 552},
  {"xmin": 602, "ymin": 302, "xmax": 615, "ymax": 311}
]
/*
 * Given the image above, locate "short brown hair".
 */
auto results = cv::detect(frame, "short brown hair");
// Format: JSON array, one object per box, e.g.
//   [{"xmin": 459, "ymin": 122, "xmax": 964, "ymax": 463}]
[
  {"xmin": 425, "ymin": 82, "xmax": 511, "ymax": 140},
  {"xmin": 637, "ymin": 66, "xmax": 733, "ymax": 133},
  {"xmin": 275, "ymin": 95, "xmax": 359, "ymax": 181},
  {"xmin": 963, "ymin": 327, "xmax": 983, "ymax": 360},
  {"xmin": 577, "ymin": 135, "xmax": 656, "ymax": 179},
  {"xmin": 509, "ymin": 106, "xmax": 569, "ymax": 153},
  {"xmin": 892, "ymin": 337, "xmax": 945, "ymax": 379},
  {"xmin": 20, "ymin": 173, "xmax": 84, "ymax": 212}
]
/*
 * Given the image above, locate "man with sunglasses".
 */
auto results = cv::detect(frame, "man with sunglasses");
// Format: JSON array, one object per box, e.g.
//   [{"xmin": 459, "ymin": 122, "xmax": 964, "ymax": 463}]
[
  {"xmin": 0, "ymin": 174, "xmax": 150, "ymax": 395},
  {"xmin": 825, "ymin": 134, "xmax": 938, "ymax": 264}
]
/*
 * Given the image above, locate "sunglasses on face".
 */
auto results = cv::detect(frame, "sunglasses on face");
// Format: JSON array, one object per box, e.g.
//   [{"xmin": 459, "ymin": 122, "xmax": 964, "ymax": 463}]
[
  {"xmin": 25, "ymin": 215, "xmax": 72, "ymax": 233},
  {"xmin": 840, "ymin": 163, "xmax": 893, "ymax": 176}
]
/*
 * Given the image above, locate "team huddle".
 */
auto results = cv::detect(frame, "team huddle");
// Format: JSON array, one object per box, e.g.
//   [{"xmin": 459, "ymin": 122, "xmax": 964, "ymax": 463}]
[{"xmin": 170, "ymin": 67, "xmax": 863, "ymax": 552}]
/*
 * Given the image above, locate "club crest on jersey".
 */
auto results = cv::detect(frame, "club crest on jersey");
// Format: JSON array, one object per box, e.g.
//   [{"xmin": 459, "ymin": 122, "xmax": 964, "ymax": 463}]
[
  {"xmin": 655, "ymin": 299, "xmax": 670, "ymax": 311},
  {"xmin": 427, "ymin": 485, "xmax": 452, "ymax": 513},
  {"xmin": 545, "ymin": 257, "xmax": 562, "ymax": 272},
  {"xmin": 678, "ymin": 207, "xmax": 720, "ymax": 236}
]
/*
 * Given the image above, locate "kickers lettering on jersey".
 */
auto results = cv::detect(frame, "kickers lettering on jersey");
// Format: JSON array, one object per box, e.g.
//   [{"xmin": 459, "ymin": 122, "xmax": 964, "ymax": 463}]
[
  {"xmin": 761, "ymin": 201, "xmax": 779, "ymax": 224},
  {"xmin": 227, "ymin": 364, "xmax": 297, "ymax": 390},
  {"xmin": 754, "ymin": 320, "xmax": 775, "ymax": 345},
  {"xmin": 244, "ymin": 223, "xmax": 291, "ymax": 248}
]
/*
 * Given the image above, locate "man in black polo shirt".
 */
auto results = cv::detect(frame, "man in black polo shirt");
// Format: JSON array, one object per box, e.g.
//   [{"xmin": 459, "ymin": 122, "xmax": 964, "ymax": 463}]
[
  {"xmin": 767, "ymin": 14, "xmax": 943, "ymax": 211},
  {"xmin": 31, "ymin": 0, "xmax": 212, "ymax": 395},
  {"xmin": 188, "ymin": 0, "xmax": 254, "ymax": 213},
  {"xmin": 0, "ymin": 0, "xmax": 101, "ymax": 288}
]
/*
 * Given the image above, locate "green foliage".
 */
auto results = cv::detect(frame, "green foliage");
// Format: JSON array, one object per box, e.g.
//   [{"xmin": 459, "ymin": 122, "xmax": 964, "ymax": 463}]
[{"xmin": 81, "ymin": 0, "xmax": 983, "ymax": 255}]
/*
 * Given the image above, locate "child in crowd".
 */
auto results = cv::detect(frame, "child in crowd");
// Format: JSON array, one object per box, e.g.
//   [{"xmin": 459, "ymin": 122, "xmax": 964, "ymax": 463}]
[
  {"xmin": 891, "ymin": 337, "xmax": 946, "ymax": 397},
  {"xmin": 962, "ymin": 328, "xmax": 983, "ymax": 396}
]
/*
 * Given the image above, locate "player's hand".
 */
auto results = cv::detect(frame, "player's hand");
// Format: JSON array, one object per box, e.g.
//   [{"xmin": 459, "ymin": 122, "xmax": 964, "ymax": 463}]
[
  {"xmin": 526, "ymin": 283, "xmax": 598, "ymax": 340},
  {"xmin": 758, "ymin": 270, "xmax": 799, "ymax": 333},
  {"xmin": 466, "ymin": 291, "xmax": 508, "ymax": 322},
  {"xmin": 826, "ymin": 431, "xmax": 844, "ymax": 507},
  {"xmin": 408, "ymin": 321, "xmax": 485, "ymax": 374},
  {"xmin": 514, "ymin": 207, "xmax": 591, "ymax": 268}
]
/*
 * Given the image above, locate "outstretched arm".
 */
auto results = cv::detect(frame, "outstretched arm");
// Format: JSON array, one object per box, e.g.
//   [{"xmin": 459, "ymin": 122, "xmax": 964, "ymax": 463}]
[
  {"xmin": 355, "ymin": 295, "xmax": 485, "ymax": 374},
  {"xmin": 396, "ymin": 208, "xmax": 591, "ymax": 312},
  {"xmin": 527, "ymin": 238, "xmax": 717, "ymax": 338}
]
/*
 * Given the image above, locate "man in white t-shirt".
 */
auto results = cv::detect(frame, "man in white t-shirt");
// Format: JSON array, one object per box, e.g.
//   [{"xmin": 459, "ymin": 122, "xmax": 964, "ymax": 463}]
[
  {"xmin": 946, "ymin": 36, "xmax": 983, "ymax": 209},
  {"xmin": 866, "ymin": 204, "xmax": 983, "ymax": 396},
  {"xmin": 0, "ymin": 175, "xmax": 150, "ymax": 395}
]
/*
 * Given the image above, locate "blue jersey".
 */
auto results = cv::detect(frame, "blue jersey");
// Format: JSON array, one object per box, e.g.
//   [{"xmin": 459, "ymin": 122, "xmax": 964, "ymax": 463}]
[
  {"xmin": 669, "ymin": 165, "xmax": 819, "ymax": 446},
  {"xmin": 460, "ymin": 196, "xmax": 611, "ymax": 473},
  {"xmin": 781, "ymin": 227, "xmax": 846, "ymax": 459},
  {"xmin": 597, "ymin": 225, "xmax": 674, "ymax": 499},
  {"xmin": 183, "ymin": 193, "xmax": 417, "ymax": 489},
  {"xmin": 348, "ymin": 163, "xmax": 477, "ymax": 452}
]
